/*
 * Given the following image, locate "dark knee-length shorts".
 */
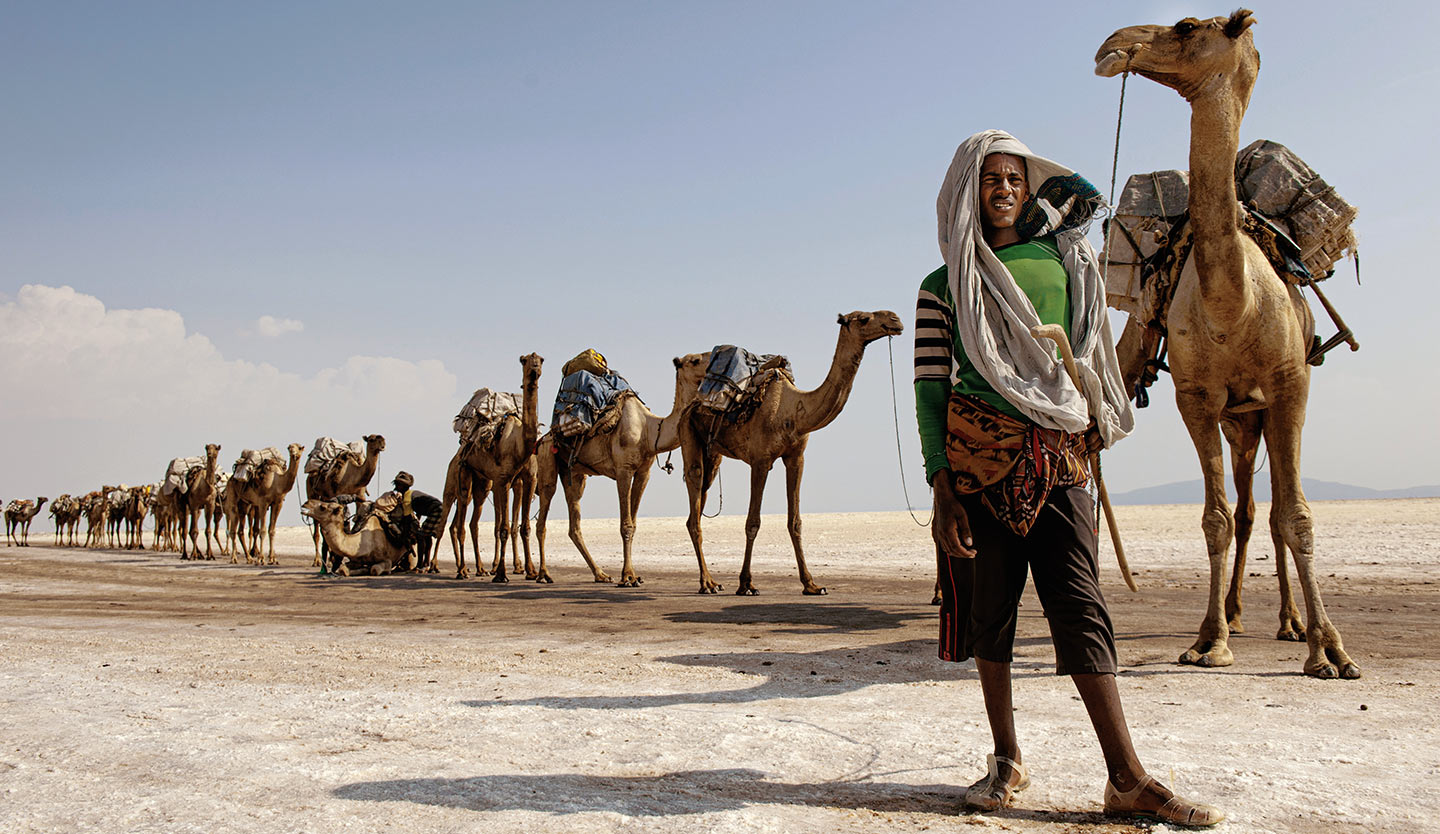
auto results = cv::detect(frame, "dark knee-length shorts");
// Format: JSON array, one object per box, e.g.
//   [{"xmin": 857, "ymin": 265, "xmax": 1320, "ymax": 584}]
[{"xmin": 937, "ymin": 484, "xmax": 1117, "ymax": 675}]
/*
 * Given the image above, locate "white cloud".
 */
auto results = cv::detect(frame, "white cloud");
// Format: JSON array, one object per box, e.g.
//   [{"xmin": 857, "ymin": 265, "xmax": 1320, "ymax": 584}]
[
  {"xmin": 253, "ymin": 315, "xmax": 304, "ymax": 338},
  {"xmin": 0, "ymin": 285, "xmax": 455, "ymax": 423}
]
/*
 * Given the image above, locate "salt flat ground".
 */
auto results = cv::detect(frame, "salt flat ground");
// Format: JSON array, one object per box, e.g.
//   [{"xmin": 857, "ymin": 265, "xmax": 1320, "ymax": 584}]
[{"xmin": 1, "ymin": 499, "xmax": 1437, "ymax": 834}]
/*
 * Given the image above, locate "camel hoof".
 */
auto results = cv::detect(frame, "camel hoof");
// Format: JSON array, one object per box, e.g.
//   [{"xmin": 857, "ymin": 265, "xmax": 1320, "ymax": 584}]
[
  {"xmin": 1179, "ymin": 645, "xmax": 1233, "ymax": 668},
  {"xmin": 699, "ymin": 585, "xmax": 719, "ymax": 595},
  {"xmin": 1227, "ymin": 618, "xmax": 1245, "ymax": 634},
  {"xmin": 736, "ymin": 586, "xmax": 759, "ymax": 596},
  {"xmin": 1307, "ymin": 661, "xmax": 1339, "ymax": 679},
  {"xmin": 1276, "ymin": 627, "xmax": 1304, "ymax": 642},
  {"xmin": 803, "ymin": 586, "xmax": 828, "ymax": 596},
  {"xmin": 524, "ymin": 572, "xmax": 539, "ymax": 581},
  {"xmin": 930, "ymin": 594, "xmax": 942, "ymax": 606},
  {"xmin": 536, "ymin": 572, "xmax": 554, "ymax": 584},
  {"xmin": 1340, "ymin": 663, "xmax": 1362, "ymax": 680},
  {"xmin": 491, "ymin": 574, "xmax": 509, "ymax": 584},
  {"xmin": 618, "ymin": 577, "xmax": 642, "ymax": 588}
]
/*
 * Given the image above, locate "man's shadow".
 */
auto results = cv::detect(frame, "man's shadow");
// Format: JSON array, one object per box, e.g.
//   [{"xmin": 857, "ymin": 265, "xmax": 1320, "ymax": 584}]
[{"xmin": 333, "ymin": 767, "xmax": 1111, "ymax": 826}]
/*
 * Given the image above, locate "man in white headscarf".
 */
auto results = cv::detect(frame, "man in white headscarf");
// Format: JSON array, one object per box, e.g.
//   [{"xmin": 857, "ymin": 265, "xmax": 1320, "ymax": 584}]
[{"xmin": 914, "ymin": 130, "xmax": 1221, "ymax": 828}]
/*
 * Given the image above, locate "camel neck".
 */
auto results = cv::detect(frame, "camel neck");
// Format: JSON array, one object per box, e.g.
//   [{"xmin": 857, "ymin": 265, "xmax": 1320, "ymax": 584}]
[
  {"xmin": 654, "ymin": 375, "xmax": 694, "ymax": 453},
  {"xmin": 1187, "ymin": 82, "xmax": 1252, "ymax": 326},
  {"xmin": 521, "ymin": 374, "xmax": 540, "ymax": 451},
  {"xmin": 796, "ymin": 333, "xmax": 865, "ymax": 434}
]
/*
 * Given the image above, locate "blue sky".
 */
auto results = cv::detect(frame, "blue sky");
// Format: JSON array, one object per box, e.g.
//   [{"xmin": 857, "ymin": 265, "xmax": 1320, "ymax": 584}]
[{"xmin": 3, "ymin": 2, "xmax": 1437, "ymax": 526}]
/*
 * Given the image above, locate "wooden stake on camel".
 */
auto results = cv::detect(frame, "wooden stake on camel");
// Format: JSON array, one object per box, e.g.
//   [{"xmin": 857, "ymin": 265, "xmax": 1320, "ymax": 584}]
[{"xmin": 1030, "ymin": 324, "xmax": 1138, "ymax": 592}]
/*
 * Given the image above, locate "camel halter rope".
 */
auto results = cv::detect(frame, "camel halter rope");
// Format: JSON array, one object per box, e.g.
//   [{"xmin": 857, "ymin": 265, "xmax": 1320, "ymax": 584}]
[{"xmin": 886, "ymin": 336, "xmax": 931, "ymax": 527}]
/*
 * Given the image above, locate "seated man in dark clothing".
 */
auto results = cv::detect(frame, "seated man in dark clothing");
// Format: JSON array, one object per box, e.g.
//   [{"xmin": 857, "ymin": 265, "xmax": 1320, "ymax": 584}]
[{"xmin": 391, "ymin": 471, "xmax": 444, "ymax": 570}]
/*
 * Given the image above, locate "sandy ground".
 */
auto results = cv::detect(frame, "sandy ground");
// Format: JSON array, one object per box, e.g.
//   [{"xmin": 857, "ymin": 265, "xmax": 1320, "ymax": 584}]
[{"xmin": 1, "ymin": 499, "xmax": 1438, "ymax": 834}]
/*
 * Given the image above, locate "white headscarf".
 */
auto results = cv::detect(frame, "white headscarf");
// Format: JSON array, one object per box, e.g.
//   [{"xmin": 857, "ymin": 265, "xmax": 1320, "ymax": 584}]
[{"xmin": 937, "ymin": 129, "xmax": 1133, "ymax": 446}]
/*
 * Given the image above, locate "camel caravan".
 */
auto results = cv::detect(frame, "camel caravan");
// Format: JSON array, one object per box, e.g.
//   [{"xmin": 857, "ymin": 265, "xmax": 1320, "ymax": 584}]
[{"xmin": 4, "ymin": 12, "xmax": 1364, "ymax": 683}]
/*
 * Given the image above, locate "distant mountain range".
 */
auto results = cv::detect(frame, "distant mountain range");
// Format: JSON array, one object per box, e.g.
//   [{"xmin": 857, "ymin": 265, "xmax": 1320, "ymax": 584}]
[{"xmin": 1110, "ymin": 478, "xmax": 1440, "ymax": 505}]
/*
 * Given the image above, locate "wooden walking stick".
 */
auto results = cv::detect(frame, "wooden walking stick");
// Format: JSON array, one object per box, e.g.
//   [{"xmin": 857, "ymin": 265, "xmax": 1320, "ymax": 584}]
[{"xmin": 1030, "ymin": 324, "xmax": 1138, "ymax": 592}]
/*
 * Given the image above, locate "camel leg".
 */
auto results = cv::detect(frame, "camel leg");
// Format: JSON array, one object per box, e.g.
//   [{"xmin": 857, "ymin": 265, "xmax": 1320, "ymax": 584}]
[
  {"xmin": 1263, "ymin": 396, "xmax": 1360, "ymax": 679},
  {"xmin": 1176, "ymin": 391, "xmax": 1235, "ymax": 668},
  {"xmin": 617, "ymin": 465, "xmax": 651, "ymax": 587},
  {"xmin": 564, "ymin": 472, "xmax": 608, "ymax": 583},
  {"xmin": 516, "ymin": 473, "xmax": 536, "ymax": 580},
  {"xmin": 682, "ymin": 442, "xmax": 723, "ymax": 594},
  {"xmin": 784, "ymin": 452, "xmax": 825, "ymax": 595},
  {"xmin": 1222, "ymin": 412, "xmax": 1262, "ymax": 633},
  {"xmin": 534, "ymin": 456, "xmax": 559, "ymax": 584},
  {"xmin": 736, "ymin": 463, "xmax": 772, "ymax": 596},
  {"xmin": 267, "ymin": 504, "xmax": 280, "ymax": 565},
  {"xmin": 203, "ymin": 504, "xmax": 215, "ymax": 560},
  {"xmin": 311, "ymin": 522, "xmax": 324, "ymax": 567},
  {"xmin": 1270, "ymin": 507, "xmax": 1305, "ymax": 641},
  {"xmin": 490, "ymin": 483, "xmax": 511, "ymax": 583},
  {"xmin": 469, "ymin": 486, "xmax": 486, "ymax": 577}
]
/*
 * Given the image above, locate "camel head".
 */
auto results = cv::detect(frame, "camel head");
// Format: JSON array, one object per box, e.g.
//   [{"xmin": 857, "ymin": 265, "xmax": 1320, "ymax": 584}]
[
  {"xmin": 1095, "ymin": 9, "xmax": 1257, "ymax": 102},
  {"xmin": 204, "ymin": 443, "xmax": 221, "ymax": 460},
  {"xmin": 363, "ymin": 434, "xmax": 386, "ymax": 453},
  {"xmin": 837, "ymin": 310, "xmax": 905, "ymax": 346},
  {"xmin": 300, "ymin": 498, "xmax": 344, "ymax": 526},
  {"xmin": 287, "ymin": 442, "xmax": 306, "ymax": 461},
  {"xmin": 519, "ymin": 352, "xmax": 544, "ymax": 387},
  {"xmin": 673, "ymin": 352, "xmax": 711, "ymax": 387}
]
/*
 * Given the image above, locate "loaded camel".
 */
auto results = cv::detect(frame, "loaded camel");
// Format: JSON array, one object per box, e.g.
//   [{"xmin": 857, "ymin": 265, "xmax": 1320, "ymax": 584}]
[
  {"xmin": 84, "ymin": 489, "xmax": 113, "ymax": 548},
  {"xmin": 304, "ymin": 434, "xmax": 385, "ymax": 568},
  {"xmin": 1096, "ymin": 10, "xmax": 1358, "ymax": 678},
  {"xmin": 5, "ymin": 497, "xmax": 48, "ymax": 546},
  {"xmin": 175, "ymin": 444, "xmax": 221, "ymax": 560},
  {"xmin": 437, "ymin": 454, "xmax": 536, "ymax": 577},
  {"xmin": 534, "ymin": 352, "xmax": 711, "ymax": 586},
  {"xmin": 49, "ymin": 495, "xmax": 83, "ymax": 547},
  {"xmin": 301, "ymin": 499, "xmax": 411, "ymax": 576},
  {"xmin": 436, "ymin": 353, "xmax": 544, "ymax": 581},
  {"xmin": 233, "ymin": 443, "xmax": 305, "ymax": 565},
  {"xmin": 679, "ymin": 311, "xmax": 904, "ymax": 594},
  {"xmin": 121, "ymin": 485, "xmax": 152, "ymax": 550}
]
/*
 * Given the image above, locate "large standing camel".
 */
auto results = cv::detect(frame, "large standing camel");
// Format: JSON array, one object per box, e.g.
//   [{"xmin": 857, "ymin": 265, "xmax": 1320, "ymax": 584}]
[
  {"xmin": 175, "ymin": 444, "xmax": 221, "ymax": 560},
  {"xmin": 234, "ymin": 443, "xmax": 305, "ymax": 566},
  {"xmin": 437, "ymin": 353, "xmax": 543, "ymax": 581},
  {"xmin": 1096, "ymin": 10, "xmax": 1358, "ymax": 678},
  {"xmin": 534, "ymin": 352, "xmax": 711, "ymax": 586},
  {"xmin": 5, "ymin": 498, "xmax": 48, "ymax": 546},
  {"xmin": 679, "ymin": 311, "xmax": 904, "ymax": 594},
  {"xmin": 437, "ymin": 454, "xmax": 536, "ymax": 578},
  {"xmin": 305, "ymin": 434, "xmax": 385, "ymax": 567}
]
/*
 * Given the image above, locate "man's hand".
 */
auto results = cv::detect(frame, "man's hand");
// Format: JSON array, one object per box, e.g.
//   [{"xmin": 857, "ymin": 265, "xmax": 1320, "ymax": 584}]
[
  {"xmin": 1083, "ymin": 419, "xmax": 1104, "ymax": 455},
  {"xmin": 932, "ymin": 471, "xmax": 977, "ymax": 559}
]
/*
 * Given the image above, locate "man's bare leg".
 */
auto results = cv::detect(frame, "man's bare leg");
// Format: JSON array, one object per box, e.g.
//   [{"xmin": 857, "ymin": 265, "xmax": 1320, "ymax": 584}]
[{"xmin": 976, "ymin": 658, "xmax": 1022, "ymax": 775}]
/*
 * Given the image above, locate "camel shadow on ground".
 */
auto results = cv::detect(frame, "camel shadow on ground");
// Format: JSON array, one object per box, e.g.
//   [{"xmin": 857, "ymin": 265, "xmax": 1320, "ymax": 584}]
[
  {"xmin": 332, "ymin": 767, "xmax": 1113, "ymax": 826},
  {"xmin": 462, "ymin": 638, "xmax": 1061, "ymax": 712},
  {"xmin": 663, "ymin": 602, "xmax": 924, "ymax": 634}
]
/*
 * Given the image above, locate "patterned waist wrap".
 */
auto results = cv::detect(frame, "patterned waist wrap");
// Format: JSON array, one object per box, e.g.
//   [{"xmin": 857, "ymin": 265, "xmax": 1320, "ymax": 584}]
[{"xmin": 945, "ymin": 393, "xmax": 1089, "ymax": 536}]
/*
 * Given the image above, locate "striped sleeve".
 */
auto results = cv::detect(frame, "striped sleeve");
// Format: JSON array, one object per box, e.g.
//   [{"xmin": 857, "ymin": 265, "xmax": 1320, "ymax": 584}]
[
  {"xmin": 914, "ymin": 267, "xmax": 953, "ymax": 382},
  {"xmin": 914, "ymin": 267, "xmax": 954, "ymax": 484}
]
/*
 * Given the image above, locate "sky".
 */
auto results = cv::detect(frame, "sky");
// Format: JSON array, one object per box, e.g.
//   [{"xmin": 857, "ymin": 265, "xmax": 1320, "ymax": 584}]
[{"xmin": 3, "ymin": 1, "xmax": 1438, "ymax": 529}]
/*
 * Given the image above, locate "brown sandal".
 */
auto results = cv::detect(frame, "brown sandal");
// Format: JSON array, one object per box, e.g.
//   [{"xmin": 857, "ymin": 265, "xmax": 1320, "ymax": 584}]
[
  {"xmin": 1104, "ymin": 774, "xmax": 1224, "ymax": 828},
  {"xmin": 961, "ymin": 753, "xmax": 1029, "ymax": 811}
]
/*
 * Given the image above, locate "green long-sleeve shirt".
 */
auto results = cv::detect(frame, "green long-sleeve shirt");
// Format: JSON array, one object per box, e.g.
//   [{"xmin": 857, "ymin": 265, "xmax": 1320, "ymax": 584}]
[{"xmin": 913, "ymin": 236, "xmax": 1071, "ymax": 484}]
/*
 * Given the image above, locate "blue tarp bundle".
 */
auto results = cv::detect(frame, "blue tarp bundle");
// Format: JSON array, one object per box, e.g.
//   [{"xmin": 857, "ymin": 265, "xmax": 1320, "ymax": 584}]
[
  {"xmin": 698, "ymin": 345, "xmax": 791, "ymax": 411},
  {"xmin": 552, "ymin": 370, "xmax": 633, "ymax": 436}
]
